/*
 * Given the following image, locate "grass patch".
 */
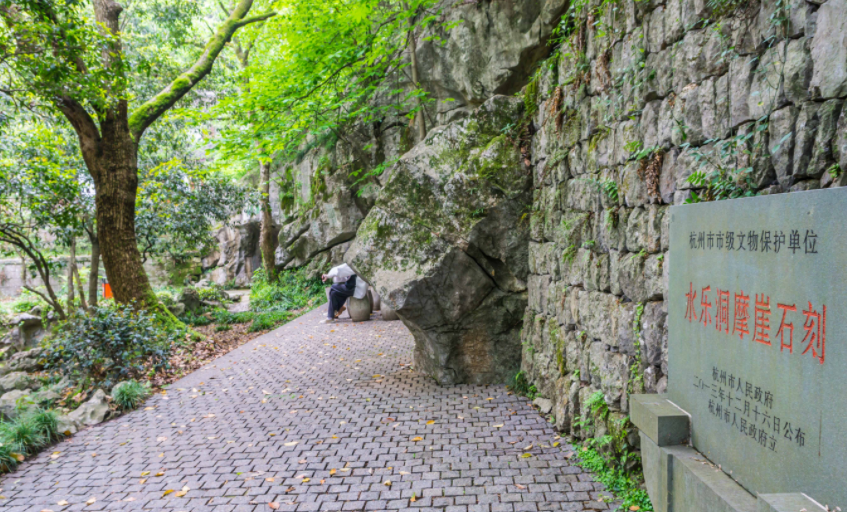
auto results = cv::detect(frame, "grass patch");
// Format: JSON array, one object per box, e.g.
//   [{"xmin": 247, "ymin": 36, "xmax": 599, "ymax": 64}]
[
  {"xmin": 573, "ymin": 438, "xmax": 653, "ymax": 511},
  {"xmin": 112, "ymin": 380, "xmax": 150, "ymax": 411}
]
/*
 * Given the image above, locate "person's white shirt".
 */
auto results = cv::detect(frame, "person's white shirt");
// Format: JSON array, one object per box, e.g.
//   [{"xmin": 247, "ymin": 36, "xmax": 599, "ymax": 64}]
[{"xmin": 325, "ymin": 263, "xmax": 368, "ymax": 299}]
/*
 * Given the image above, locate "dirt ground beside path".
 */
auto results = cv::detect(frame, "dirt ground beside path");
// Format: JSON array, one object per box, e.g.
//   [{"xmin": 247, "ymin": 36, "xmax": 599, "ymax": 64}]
[{"xmin": 0, "ymin": 308, "xmax": 610, "ymax": 511}]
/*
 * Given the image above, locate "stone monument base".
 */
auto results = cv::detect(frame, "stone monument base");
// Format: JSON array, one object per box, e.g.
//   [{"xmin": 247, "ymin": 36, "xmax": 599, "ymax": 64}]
[{"xmin": 630, "ymin": 394, "xmax": 827, "ymax": 512}]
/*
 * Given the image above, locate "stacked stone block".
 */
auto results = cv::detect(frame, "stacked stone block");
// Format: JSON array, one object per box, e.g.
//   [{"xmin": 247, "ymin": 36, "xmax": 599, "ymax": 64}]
[{"xmin": 520, "ymin": 0, "xmax": 847, "ymax": 444}]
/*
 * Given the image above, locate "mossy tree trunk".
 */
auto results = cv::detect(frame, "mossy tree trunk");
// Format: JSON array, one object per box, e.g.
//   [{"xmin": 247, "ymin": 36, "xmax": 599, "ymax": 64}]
[
  {"xmin": 86, "ymin": 226, "xmax": 100, "ymax": 309},
  {"xmin": 259, "ymin": 159, "xmax": 278, "ymax": 281},
  {"xmin": 53, "ymin": 0, "xmax": 274, "ymax": 313},
  {"xmin": 66, "ymin": 236, "xmax": 76, "ymax": 312}
]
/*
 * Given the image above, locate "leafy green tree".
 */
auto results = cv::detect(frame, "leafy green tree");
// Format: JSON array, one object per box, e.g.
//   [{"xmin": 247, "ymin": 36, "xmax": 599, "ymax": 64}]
[
  {"xmin": 135, "ymin": 161, "xmax": 252, "ymax": 266},
  {"xmin": 0, "ymin": 121, "xmax": 89, "ymax": 319},
  {"xmin": 0, "ymin": 0, "xmax": 274, "ymax": 319},
  {"xmin": 203, "ymin": 0, "xmax": 441, "ymax": 206}
]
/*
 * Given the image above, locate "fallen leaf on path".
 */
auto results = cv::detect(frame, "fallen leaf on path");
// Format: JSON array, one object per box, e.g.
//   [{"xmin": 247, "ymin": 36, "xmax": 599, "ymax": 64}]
[
  {"xmin": 426, "ymin": 420, "xmax": 435, "ymax": 425},
  {"xmin": 521, "ymin": 453, "xmax": 532, "ymax": 458},
  {"xmin": 155, "ymin": 472, "xmax": 164, "ymax": 477},
  {"xmin": 266, "ymin": 477, "xmax": 275, "ymax": 482},
  {"xmin": 85, "ymin": 497, "xmax": 96, "ymax": 505},
  {"xmin": 384, "ymin": 480, "xmax": 391, "ymax": 486},
  {"xmin": 57, "ymin": 501, "xmax": 69, "ymax": 506},
  {"xmin": 493, "ymin": 424, "xmax": 504, "ymax": 428},
  {"xmin": 516, "ymin": 484, "xmax": 527, "ymax": 490},
  {"xmin": 298, "ymin": 459, "xmax": 307, "ymax": 463},
  {"xmin": 162, "ymin": 490, "xmax": 174, "ymax": 497},
  {"xmin": 285, "ymin": 487, "xmax": 295, "ymax": 493},
  {"xmin": 139, "ymin": 479, "xmax": 147, "ymax": 484},
  {"xmin": 124, "ymin": 497, "xmax": 135, "ymax": 502},
  {"xmin": 269, "ymin": 503, "xmax": 280, "ymax": 510},
  {"xmin": 284, "ymin": 441, "xmax": 299, "ymax": 446},
  {"xmin": 141, "ymin": 471, "xmax": 150, "ymax": 476},
  {"xmin": 175, "ymin": 491, "xmax": 188, "ymax": 498},
  {"xmin": 411, "ymin": 437, "xmax": 423, "ymax": 442},
  {"xmin": 302, "ymin": 478, "xmax": 310, "ymax": 482},
  {"xmin": 329, "ymin": 469, "xmax": 336, "ymax": 476}
]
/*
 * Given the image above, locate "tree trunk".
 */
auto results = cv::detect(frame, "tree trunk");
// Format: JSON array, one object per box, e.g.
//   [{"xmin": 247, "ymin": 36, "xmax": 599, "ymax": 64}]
[
  {"xmin": 259, "ymin": 159, "xmax": 277, "ymax": 282},
  {"xmin": 88, "ymin": 231, "xmax": 100, "ymax": 308},
  {"xmin": 18, "ymin": 251, "xmax": 27, "ymax": 288},
  {"xmin": 66, "ymin": 237, "xmax": 76, "ymax": 312},
  {"xmin": 90, "ymin": 108, "xmax": 158, "ymax": 309},
  {"xmin": 72, "ymin": 253, "xmax": 89, "ymax": 311}
]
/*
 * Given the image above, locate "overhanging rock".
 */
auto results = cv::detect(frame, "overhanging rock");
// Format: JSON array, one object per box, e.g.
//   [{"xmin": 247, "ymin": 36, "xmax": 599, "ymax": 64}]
[{"xmin": 347, "ymin": 95, "xmax": 531, "ymax": 386}]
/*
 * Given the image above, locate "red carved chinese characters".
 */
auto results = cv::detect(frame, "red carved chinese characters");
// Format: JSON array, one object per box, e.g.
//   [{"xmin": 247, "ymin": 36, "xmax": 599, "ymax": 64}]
[
  {"xmin": 716, "ymin": 289, "xmax": 730, "ymax": 333},
  {"xmin": 801, "ymin": 302, "xmax": 826, "ymax": 365},
  {"xmin": 733, "ymin": 291, "xmax": 750, "ymax": 340},
  {"xmin": 685, "ymin": 282, "xmax": 698, "ymax": 323},
  {"xmin": 684, "ymin": 284, "xmax": 826, "ymax": 366},
  {"xmin": 776, "ymin": 303, "xmax": 796, "ymax": 353},
  {"xmin": 700, "ymin": 286, "xmax": 712, "ymax": 326},
  {"xmin": 753, "ymin": 294, "xmax": 771, "ymax": 346}
]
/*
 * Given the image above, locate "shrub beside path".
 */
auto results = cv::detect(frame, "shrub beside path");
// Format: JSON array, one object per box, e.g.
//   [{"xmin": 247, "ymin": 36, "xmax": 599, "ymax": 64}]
[{"xmin": 0, "ymin": 307, "xmax": 609, "ymax": 511}]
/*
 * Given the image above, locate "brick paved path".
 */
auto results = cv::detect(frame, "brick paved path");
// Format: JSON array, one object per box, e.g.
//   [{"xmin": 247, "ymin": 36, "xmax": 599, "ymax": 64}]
[{"xmin": 0, "ymin": 308, "xmax": 611, "ymax": 511}]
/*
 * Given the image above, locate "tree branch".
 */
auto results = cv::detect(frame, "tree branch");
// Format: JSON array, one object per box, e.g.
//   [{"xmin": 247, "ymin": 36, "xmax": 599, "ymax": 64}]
[
  {"xmin": 128, "ymin": 0, "xmax": 275, "ymax": 141},
  {"xmin": 55, "ymin": 95, "xmax": 102, "ymax": 177}
]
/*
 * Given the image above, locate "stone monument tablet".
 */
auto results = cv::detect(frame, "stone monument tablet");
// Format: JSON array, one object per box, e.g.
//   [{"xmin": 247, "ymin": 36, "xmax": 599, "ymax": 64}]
[{"xmin": 668, "ymin": 188, "xmax": 847, "ymax": 508}]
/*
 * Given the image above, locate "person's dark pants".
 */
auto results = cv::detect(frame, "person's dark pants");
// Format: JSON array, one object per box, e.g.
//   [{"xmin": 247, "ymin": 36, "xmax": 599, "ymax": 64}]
[{"xmin": 328, "ymin": 277, "xmax": 356, "ymax": 318}]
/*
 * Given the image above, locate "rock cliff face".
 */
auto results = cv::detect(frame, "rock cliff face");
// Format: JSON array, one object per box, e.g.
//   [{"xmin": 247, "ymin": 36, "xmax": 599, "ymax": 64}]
[
  {"xmin": 520, "ymin": 0, "xmax": 847, "ymax": 443},
  {"xmin": 347, "ymin": 96, "xmax": 531, "ymax": 385},
  {"xmin": 268, "ymin": 0, "xmax": 568, "ymax": 279},
  {"xmin": 231, "ymin": 0, "xmax": 846, "ymax": 445}
]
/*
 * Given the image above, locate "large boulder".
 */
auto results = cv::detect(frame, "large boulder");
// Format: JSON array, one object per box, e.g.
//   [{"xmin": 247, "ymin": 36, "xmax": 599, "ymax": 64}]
[
  {"xmin": 0, "ymin": 348, "xmax": 43, "ymax": 376},
  {"xmin": 0, "ymin": 389, "xmax": 29, "ymax": 420},
  {"xmin": 347, "ymin": 96, "xmax": 531, "ymax": 386},
  {"xmin": 178, "ymin": 287, "xmax": 201, "ymax": 314},
  {"xmin": 0, "ymin": 372, "xmax": 38, "ymax": 395},
  {"xmin": 67, "ymin": 389, "xmax": 111, "ymax": 428}
]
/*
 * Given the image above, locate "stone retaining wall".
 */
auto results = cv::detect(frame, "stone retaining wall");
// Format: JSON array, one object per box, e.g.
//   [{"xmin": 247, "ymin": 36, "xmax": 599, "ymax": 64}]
[{"xmin": 520, "ymin": 0, "xmax": 847, "ymax": 444}]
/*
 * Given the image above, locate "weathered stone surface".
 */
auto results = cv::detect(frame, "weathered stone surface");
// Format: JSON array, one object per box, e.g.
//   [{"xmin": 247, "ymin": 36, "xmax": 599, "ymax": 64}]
[
  {"xmin": 0, "ymin": 348, "xmax": 42, "ymax": 376},
  {"xmin": 348, "ymin": 295, "xmax": 372, "ymax": 322},
  {"xmin": 748, "ymin": 42, "xmax": 786, "ymax": 120},
  {"xmin": 67, "ymin": 389, "xmax": 111, "ymax": 428},
  {"xmin": 793, "ymin": 101, "xmax": 821, "ymax": 181},
  {"xmin": 669, "ymin": 190, "xmax": 847, "ymax": 507},
  {"xmin": 806, "ymin": 99, "xmax": 844, "ymax": 179},
  {"xmin": 809, "ymin": 0, "xmax": 847, "ymax": 99},
  {"xmin": 0, "ymin": 388, "xmax": 29, "ymax": 420},
  {"xmin": 533, "ymin": 397, "xmax": 554, "ymax": 414},
  {"xmin": 179, "ymin": 287, "xmax": 201, "ymax": 314},
  {"xmin": 348, "ymin": 96, "xmax": 530, "ymax": 386},
  {"xmin": 769, "ymin": 105, "xmax": 797, "ymax": 184},
  {"xmin": 0, "ymin": 371, "xmax": 37, "ymax": 395},
  {"xmin": 730, "ymin": 55, "xmax": 756, "ymax": 128}
]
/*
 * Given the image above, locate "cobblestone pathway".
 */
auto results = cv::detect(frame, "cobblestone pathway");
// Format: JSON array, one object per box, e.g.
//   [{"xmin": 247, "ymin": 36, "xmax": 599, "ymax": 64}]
[{"xmin": 1, "ymin": 308, "xmax": 610, "ymax": 511}]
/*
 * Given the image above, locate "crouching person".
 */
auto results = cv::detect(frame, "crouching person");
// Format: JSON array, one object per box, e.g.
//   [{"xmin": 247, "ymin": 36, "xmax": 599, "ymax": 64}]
[{"xmin": 321, "ymin": 263, "xmax": 367, "ymax": 324}]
